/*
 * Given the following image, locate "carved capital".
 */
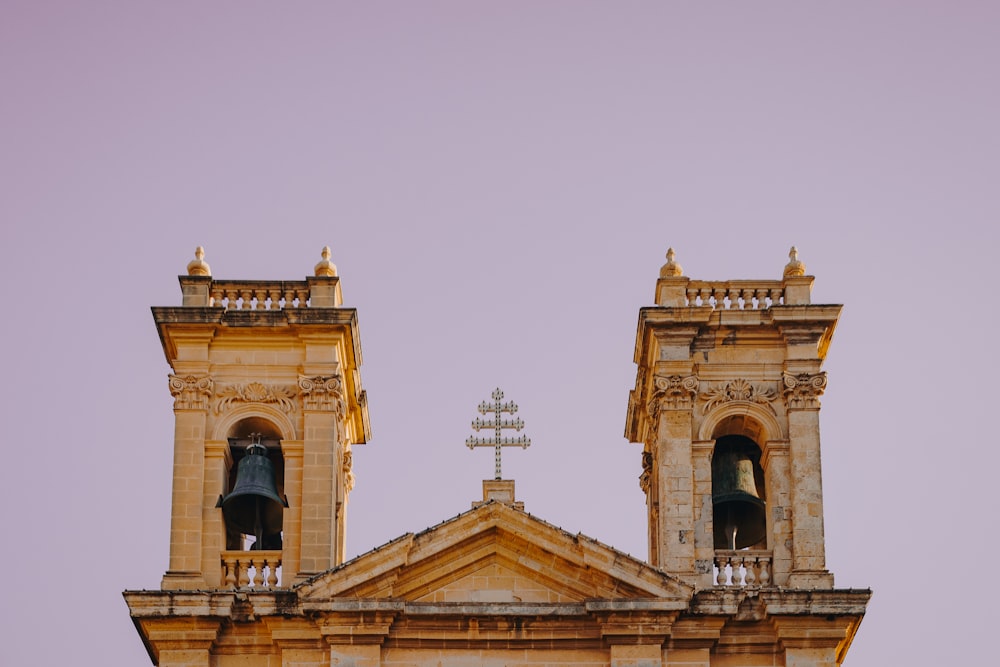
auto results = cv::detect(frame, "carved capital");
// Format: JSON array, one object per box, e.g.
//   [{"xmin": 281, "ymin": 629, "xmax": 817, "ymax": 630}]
[
  {"xmin": 702, "ymin": 378, "xmax": 778, "ymax": 415},
  {"xmin": 168, "ymin": 374, "xmax": 214, "ymax": 410},
  {"xmin": 298, "ymin": 374, "xmax": 346, "ymax": 414},
  {"xmin": 647, "ymin": 374, "xmax": 699, "ymax": 418},
  {"xmin": 214, "ymin": 382, "xmax": 296, "ymax": 414},
  {"xmin": 782, "ymin": 371, "xmax": 827, "ymax": 409}
]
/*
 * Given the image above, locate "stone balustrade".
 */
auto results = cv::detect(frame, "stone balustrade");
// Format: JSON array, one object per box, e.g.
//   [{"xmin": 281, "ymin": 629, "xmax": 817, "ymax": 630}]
[
  {"xmin": 714, "ymin": 550, "xmax": 773, "ymax": 587},
  {"xmin": 221, "ymin": 550, "xmax": 283, "ymax": 589},
  {"xmin": 685, "ymin": 281, "xmax": 785, "ymax": 310},
  {"xmin": 209, "ymin": 280, "xmax": 311, "ymax": 310}
]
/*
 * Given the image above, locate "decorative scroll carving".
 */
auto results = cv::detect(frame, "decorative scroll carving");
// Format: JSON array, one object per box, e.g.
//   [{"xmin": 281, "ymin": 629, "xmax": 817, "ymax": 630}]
[
  {"xmin": 639, "ymin": 451, "xmax": 653, "ymax": 494},
  {"xmin": 298, "ymin": 374, "xmax": 345, "ymax": 414},
  {"xmin": 214, "ymin": 382, "xmax": 296, "ymax": 414},
  {"xmin": 782, "ymin": 371, "xmax": 827, "ymax": 409},
  {"xmin": 647, "ymin": 374, "xmax": 700, "ymax": 417},
  {"xmin": 702, "ymin": 378, "xmax": 777, "ymax": 414},
  {"xmin": 168, "ymin": 374, "xmax": 213, "ymax": 410},
  {"xmin": 343, "ymin": 447, "xmax": 355, "ymax": 492}
]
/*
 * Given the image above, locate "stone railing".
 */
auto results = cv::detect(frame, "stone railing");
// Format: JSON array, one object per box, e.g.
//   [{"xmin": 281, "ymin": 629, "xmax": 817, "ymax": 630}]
[
  {"xmin": 685, "ymin": 281, "xmax": 784, "ymax": 310},
  {"xmin": 221, "ymin": 550, "xmax": 283, "ymax": 589},
  {"xmin": 714, "ymin": 550, "xmax": 772, "ymax": 587},
  {"xmin": 209, "ymin": 280, "xmax": 311, "ymax": 310}
]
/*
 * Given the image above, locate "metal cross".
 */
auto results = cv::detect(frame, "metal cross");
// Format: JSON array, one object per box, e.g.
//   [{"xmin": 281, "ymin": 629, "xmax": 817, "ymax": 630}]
[{"xmin": 465, "ymin": 387, "xmax": 530, "ymax": 480}]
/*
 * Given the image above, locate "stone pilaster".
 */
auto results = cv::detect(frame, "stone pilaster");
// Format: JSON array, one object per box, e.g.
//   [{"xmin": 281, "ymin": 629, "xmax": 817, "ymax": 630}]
[
  {"xmin": 280, "ymin": 439, "xmax": 304, "ymax": 582},
  {"xmin": 201, "ymin": 440, "xmax": 230, "ymax": 587},
  {"xmin": 297, "ymin": 367, "xmax": 348, "ymax": 578},
  {"xmin": 163, "ymin": 403, "xmax": 209, "ymax": 589},
  {"xmin": 655, "ymin": 408, "xmax": 695, "ymax": 578},
  {"xmin": 761, "ymin": 439, "xmax": 792, "ymax": 586},
  {"xmin": 783, "ymin": 370, "xmax": 833, "ymax": 588}
]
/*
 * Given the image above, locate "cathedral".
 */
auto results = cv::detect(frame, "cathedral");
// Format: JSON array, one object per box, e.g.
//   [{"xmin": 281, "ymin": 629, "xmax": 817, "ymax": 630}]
[{"xmin": 124, "ymin": 246, "xmax": 870, "ymax": 666}]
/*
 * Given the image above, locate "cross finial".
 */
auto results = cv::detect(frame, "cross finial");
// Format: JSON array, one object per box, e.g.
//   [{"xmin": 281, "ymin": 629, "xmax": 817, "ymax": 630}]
[{"xmin": 465, "ymin": 387, "xmax": 530, "ymax": 480}]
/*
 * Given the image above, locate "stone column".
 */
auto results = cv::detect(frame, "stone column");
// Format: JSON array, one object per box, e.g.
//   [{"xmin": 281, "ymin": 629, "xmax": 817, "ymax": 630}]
[{"xmin": 761, "ymin": 439, "xmax": 792, "ymax": 587}]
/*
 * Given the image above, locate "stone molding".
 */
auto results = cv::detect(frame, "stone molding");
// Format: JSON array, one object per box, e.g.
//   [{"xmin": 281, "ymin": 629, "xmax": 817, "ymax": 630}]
[
  {"xmin": 298, "ymin": 374, "xmax": 346, "ymax": 414},
  {"xmin": 168, "ymin": 374, "xmax": 214, "ymax": 410},
  {"xmin": 214, "ymin": 382, "xmax": 297, "ymax": 414},
  {"xmin": 781, "ymin": 371, "xmax": 827, "ymax": 409},
  {"xmin": 702, "ymin": 378, "xmax": 778, "ymax": 414},
  {"xmin": 647, "ymin": 374, "xmax": 699, "ymax": 417}
]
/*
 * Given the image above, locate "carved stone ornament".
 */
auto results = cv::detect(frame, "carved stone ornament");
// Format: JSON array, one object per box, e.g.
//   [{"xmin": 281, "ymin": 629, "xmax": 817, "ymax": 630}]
[
  {"xmin": 214, "ymin": 382, "xmax": 296, "ymax": 414},
  {"xmin": 168, "ymin": 374, "xmax": 214, "ymax": 410},
  {"xmin": 702, "ymin": 378, "xmax": 778, "ymax": 414},
  {"xmin": 639, "ymin": 451, "xmax": 653, "ymax": 494},
  {"xmin": 646, "ymin": 374, "xmax": 700, "ymax": 417},
  {"xmin": 782, "ymin": 371, "xmax": 827, "ymax": 409},
  {"xmin": 298, "ymin": 374, "xmax": 346, "ymax": 414},
  {"xmin": 343, "ymin": 447, "xmax": 355, "ymax": 492}
]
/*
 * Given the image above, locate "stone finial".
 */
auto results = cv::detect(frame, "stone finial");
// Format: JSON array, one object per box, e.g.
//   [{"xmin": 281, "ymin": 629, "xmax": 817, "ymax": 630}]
[
  {"xmin": 783, "ymin": 246, "xmax": 806, "ymax": 277},
  {"xmin": 186, "ymin": 246, "xmax": 211, "ymax": 276},
  {"xmin": 314, "ymin": 246, "xmax": 338, "ymax": 277},
  {"xmin": 659, "ymin": 248, "xmax": 684, "ymax": 278}
]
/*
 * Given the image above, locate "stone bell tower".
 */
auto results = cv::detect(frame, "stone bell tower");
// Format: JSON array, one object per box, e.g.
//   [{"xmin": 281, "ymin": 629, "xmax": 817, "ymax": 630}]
[
  {"xmin": 154, "ymin": 247, "xmax": 370, "ymax": 590},
  {"xmin": 626, "ymin": 248, "xmax": 840, "ymax": 590}
]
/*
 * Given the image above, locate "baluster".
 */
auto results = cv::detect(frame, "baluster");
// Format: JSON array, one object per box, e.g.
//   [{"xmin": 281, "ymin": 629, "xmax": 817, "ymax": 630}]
[
  {"xmin": 744, "ymin": 557, "xmax": 757, "ymax": 586},
  {"xmin": 685, "ymin": 288, "xmax": 695, "ymax": 307},
  {"xmin": 752, "ymin": 288, "xmax": 763, "ymax": 310},
  {"xmin": 223, "ymin": 557, "xmax": 236, "ymax": 587},
  {"xmin": 716, "ymin": 556, "xmax": 728, "ymax": 585},
  {"xmin": 238, "ymin": 289, "xmax": 251, "ymax": 310},
  {"xmin": 237, "ymin": 558, "xmax": 249, "ymax": 588},
  {"xmin": 727, "ymin": 288, "xmax": 739, "ymax": 310},
  {"xmin": 758, "ymin": 558, "xmax": 771, "ymax": 586},
  {"xmin": 266, "ymin": 559, "xmax": 279, "ymax": 588},
  {"xmin": 252, "ymin": 558, "xmax": 264, "ymax": 588}
]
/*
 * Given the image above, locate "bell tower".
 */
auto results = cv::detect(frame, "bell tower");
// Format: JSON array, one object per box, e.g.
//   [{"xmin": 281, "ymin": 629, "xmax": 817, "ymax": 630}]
[
  {"xmin": 154, "ymin": 247, "xmax": 370, "ymax": 590},
  {"xmin": 626, "ymin": 248, "xmax": 839, "ymax": 590}
]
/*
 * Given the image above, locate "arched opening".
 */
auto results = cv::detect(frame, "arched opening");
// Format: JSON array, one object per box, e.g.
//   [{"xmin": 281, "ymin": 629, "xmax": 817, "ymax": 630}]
[
  {"xmin": 220, "ymin": 417, "xmax": 287, "ymax": 551},
  {"xmin": 711, "ymin": 434, "xmax": 767, "ymax": 550}
]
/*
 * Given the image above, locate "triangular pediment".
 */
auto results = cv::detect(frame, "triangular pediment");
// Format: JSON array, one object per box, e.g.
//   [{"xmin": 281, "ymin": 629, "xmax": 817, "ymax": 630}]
[{"xmin": 296, "ymin": 502, "xmax": 693, "ymax": 604}]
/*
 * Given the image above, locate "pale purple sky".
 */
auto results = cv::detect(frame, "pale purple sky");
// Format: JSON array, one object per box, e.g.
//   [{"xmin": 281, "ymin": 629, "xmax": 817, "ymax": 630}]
[{"xmin": 1, "ymin": 2, "xmax": 997, "ymax": 665}]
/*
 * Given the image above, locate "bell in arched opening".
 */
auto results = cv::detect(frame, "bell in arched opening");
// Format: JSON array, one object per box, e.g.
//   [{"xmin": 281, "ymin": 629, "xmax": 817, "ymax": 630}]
[
  {"xmin": 218, "ymin": 436, "xmax": 288, "ymax": 550},
  {"xmin": 712, "ymin": 435, "xmax": 766, "ymax": 550}
]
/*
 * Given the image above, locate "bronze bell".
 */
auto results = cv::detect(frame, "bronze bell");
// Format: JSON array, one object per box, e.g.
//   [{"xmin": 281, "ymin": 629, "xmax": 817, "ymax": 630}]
[
  {"xmin": 218, "ymin": 440, "xmax": 288, "ymax": 550},
  {"xmin": 712, "ymin": 437, "xmax": 766, "ymax": 550}
]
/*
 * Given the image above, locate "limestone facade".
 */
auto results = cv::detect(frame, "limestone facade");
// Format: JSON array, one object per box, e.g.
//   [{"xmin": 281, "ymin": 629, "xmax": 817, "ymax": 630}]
[{"xmin": 125, "ymin": 248, "xmax": 869, "ymax": 666}]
